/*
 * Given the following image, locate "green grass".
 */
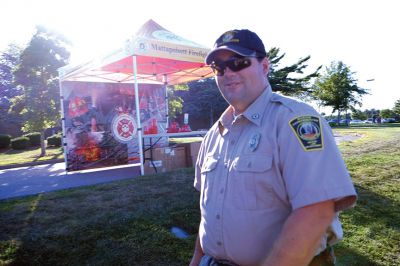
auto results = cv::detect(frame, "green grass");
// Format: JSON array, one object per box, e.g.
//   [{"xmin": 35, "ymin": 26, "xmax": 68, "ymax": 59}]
[
  {"xmin": 0, "ymin": 169, "xmax": 200, "ymax": 265},
  {"xmin": 0, "ymin": 126, "xmax": 399, "ymax": 265},
  {"xmin": 0, "ymin": 146, "xmax": 64, "ymax": 167},
  {"xmin": 332, "ymin": 125, "xmax": 400, "ymax": 265}
]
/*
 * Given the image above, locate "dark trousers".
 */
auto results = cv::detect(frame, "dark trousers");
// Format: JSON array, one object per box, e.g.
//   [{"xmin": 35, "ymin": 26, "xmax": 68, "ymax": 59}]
[{"xmin": 199, "ymin": 247, "xmax": 336, "ymax": 266}]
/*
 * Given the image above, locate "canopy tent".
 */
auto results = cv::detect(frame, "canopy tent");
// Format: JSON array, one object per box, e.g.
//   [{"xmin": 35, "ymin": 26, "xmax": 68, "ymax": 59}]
[
  {"xmin": 59, "ymin": 19, "xmax": 213, "ymax": 174},
  {"xmin": 59, "ymin": 19, "xmax": 213, "ymax": 84}
]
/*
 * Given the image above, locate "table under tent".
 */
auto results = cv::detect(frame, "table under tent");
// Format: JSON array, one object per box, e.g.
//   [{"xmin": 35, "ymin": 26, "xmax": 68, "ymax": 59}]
[{"xmin": 58, "ymin": 19, "xmax": 213, "ymax": 174}]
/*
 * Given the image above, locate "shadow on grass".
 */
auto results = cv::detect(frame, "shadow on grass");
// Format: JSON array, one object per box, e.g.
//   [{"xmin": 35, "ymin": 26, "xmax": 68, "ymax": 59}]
[
  {"xmin": 3, "ymin": 147, "xmax": 37, "ymax": 155},
  {"xmin": 350, "ymin": 185, "xmax": 400, "ymax": 231},
  {"xmin": 0, "ymin": 169, "xmax": 199, "ymax": 265},
  {"xmin": 335, "ymin": 246, "xmax": 379, "ymax": 266}
]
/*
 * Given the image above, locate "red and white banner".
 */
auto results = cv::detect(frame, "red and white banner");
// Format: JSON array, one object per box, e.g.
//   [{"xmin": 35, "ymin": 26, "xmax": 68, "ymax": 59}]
[{"xmin": 62, "ymin": 81, "xmax": 166, "ymax": 171}]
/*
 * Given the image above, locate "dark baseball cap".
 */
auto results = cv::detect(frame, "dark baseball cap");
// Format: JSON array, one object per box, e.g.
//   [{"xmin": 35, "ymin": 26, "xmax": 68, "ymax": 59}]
[{"xmin": 205, "ymin": 29, "xmax": 267, "ymax": 65}]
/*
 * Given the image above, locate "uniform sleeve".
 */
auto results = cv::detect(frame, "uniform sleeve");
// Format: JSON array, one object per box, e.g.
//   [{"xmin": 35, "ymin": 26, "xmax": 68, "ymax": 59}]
[
  {"xmin": 194, "ymin": 135, "xmax": 207, "ymax": 191},
  {"xmin": 277, "ymin": 108, "xmax": 357, "ymax": 212}
]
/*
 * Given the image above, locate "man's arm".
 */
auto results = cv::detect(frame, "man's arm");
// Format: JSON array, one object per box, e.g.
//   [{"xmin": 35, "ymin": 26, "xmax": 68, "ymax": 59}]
[
  {"xmin": 189, "ymin": 234, "xmax": 204, "ymax": 266},
  {"xmin": 263, "ymin": 199, "xmax": 335, "ymax": 266}
]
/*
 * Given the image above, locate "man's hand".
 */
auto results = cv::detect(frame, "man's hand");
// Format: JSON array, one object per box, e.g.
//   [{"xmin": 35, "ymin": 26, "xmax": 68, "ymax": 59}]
[
  {"xmin": 263, "ymin": 200, "xmax": 335, "ymax": 266},
  {"xmin": 190, "ymin": 234, "xmax": 204, "ymax": 266}
]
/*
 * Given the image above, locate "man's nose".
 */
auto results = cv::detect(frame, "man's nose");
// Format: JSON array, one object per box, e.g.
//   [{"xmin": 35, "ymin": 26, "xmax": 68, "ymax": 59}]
[{"xmin": 223, "ymin": 67, "xmax": 236, "ymax": 76}]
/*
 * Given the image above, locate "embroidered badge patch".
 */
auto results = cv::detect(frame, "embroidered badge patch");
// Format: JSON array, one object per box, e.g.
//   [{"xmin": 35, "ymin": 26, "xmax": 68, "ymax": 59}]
[
  {"xmin": 289, "ymin": 116, "xmax": 323, "ymax": 151},
  {"xmin": 249, "ymin": 133, "xmax": 261, "ymax": 152}
]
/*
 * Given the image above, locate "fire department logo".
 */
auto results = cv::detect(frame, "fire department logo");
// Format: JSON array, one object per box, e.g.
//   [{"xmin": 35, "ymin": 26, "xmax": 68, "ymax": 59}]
[
  {"xmin": 289, "ymin": 116, "xmax": 323, "ymax": 151},
  {"xmin": 111, "ymin": 114, "xmax": 137, "ymax": 143}
]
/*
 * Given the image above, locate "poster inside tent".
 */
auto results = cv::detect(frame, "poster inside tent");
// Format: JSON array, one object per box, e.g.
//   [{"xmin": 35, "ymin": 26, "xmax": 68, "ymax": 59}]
[{"xmin": 62, "ymin": 81, "xmax": 167, "ymax": 171}]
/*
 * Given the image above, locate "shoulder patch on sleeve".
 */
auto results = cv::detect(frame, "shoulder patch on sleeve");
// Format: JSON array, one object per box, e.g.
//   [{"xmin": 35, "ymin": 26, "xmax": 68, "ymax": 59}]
[{"xmin": 289, "ymin": 116, "xmax": 323, "ymax": 151}]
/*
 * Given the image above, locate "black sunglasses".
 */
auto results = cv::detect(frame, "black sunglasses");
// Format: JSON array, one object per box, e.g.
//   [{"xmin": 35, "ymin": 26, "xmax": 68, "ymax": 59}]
[{"xmin": 210, "ymin": 56, "xmax": 253, "ymax": 76}]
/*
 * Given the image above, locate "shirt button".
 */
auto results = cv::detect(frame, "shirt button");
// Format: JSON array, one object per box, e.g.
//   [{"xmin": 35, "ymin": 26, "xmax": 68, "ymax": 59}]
[
  {"xmin": 230, "ymin": 140, "xmax": 235, "ymax": 145},
  {"xmin": 251, "ymin": 113, "xmax": 260, "ymax": 119},
  {"xmin": 220, "ymin": 188, "xmax": 224, "ymax": 194},
  {"xmin": 216, "ymin": 214, "xmax": 220, "ymax": 219},
  {"xmin": 224, "ymin": 162, "xmax": 228, "ymax": 168},
  {"xmin": 217, "ymin": 241, "xmax": 222, "ymax": 246}
]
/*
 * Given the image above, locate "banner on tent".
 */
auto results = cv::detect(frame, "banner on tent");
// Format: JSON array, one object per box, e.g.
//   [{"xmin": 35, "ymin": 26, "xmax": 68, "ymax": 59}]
[
  {"xmin": 132, "ymin": 37, "xmax": 208, "ymax": 62},
  {"xmin": 61, "ymin": 81, "xmax": 167, "ymax": 171}
]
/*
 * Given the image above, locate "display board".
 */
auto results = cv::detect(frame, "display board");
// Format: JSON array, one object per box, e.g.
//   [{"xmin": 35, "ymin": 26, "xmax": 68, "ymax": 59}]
[{"xmin": 62, "ymin": 81, "xmax": 167, "ymax": 171}]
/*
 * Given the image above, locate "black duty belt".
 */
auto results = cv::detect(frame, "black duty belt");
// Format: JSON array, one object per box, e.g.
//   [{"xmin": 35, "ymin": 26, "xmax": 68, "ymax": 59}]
[
  {"xmin": 201, "ymin": 246, "xmax": 336, "ymax": 266},
  {"xmin": 309, "ymin": 246, "xmax": 336, "ymax": 266}
]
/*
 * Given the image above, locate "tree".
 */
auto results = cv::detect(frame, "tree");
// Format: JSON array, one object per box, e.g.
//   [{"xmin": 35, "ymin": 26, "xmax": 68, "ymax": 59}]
[
  {"xmin": 167, "ymin": 84, "xmax": 187, "ymax": 121},
  {"xmin": 12, "ymin": 26, "xmax": 70, "ymax": 156},
  {"xmin": 0, "ymin": 44, "xmax": 23, "ymax": 136},
  {"xmin": 351, "ymin": 108, "xmax": 367, "ymax": 120},
  {"xmin": 179, "ymin": 78, "xmax": 228, "ymax": 128},
  {"xmin": 393, "ymin": 99, "xmax": 400, "ymax": 115},
  {"xmin": 312, "ymin": 61, "xmax": 368, "ymax": 125},
  {"xmin": 380, "ymin": 109, "xmax": 396, "ymax": 119},
  {"xmin": 0, "ymin": 44, "xmax": 22, "ymax": 98},
  {"xmin": 268, "ymin": 47, "xmax": 321, "ymax": 98},
  {"xmin": 364, "ymin": 109, "xmax": 380, "ymax": 122}
]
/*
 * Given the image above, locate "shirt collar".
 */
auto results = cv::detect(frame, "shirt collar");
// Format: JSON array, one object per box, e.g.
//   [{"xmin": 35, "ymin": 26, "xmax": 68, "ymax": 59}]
[
  {"xmin": 218, "ymin": 106, "xmax": 234, "ymax": 136},
  {"xmin": 242, "ymin": 84, "xmax": 272, "ymax": 127},
  {"xmin": 217, "ymin": 84, "xmax": 272, "ymax": 134}
]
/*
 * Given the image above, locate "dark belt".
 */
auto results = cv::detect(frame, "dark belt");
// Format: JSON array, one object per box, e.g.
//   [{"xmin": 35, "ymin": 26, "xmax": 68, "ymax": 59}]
[
  {"xmin": 309, "ymin": 246, "xmax": 336, "ymax": 266},
  {"xmin": 200, "ymin": 246, "xmax": 336, "ymax": 266}
]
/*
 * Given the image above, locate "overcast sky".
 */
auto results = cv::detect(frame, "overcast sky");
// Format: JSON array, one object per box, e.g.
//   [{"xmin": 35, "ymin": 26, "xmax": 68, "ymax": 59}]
[{"xmin": 1, "ymin": 0, "xmax": 399, "ymax": 112}]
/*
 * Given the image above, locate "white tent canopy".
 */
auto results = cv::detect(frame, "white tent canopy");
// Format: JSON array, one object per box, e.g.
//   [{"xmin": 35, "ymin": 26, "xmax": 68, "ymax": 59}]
[{"xmin": 59, "ymin": 19, "xmax": 213, "ymax": 85}]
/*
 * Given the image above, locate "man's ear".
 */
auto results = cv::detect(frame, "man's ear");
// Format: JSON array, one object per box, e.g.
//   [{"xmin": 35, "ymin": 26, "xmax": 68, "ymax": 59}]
[{"xmin": 262, "ymin": 58, "xmax": 270, "ymax": 75}]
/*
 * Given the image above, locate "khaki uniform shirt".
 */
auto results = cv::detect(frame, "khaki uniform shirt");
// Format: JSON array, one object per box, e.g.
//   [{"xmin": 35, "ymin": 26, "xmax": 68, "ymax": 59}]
[{"xmin": 194, "ymin": 86, "xmax": 357, "ymax": 266}]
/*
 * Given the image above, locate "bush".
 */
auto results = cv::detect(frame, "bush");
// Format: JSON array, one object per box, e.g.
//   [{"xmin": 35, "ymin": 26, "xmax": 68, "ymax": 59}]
[
  {"xmin": 0, "ymin": 134, "xmax": 11, "ymax": 149},
  {"xmin": 11, "ymin": 137, "xmax": 30, "ymax": 150},
  {"xmin": 328, "ymin": 122, "xmax": 337, "ymax": 127},
  {"xmin": 47, "ymin": 134, "xmax": 62, "ymax": 147},
  {"xmin": 23, "ymin": 132, "xmax": 41, "ymax": 146}
]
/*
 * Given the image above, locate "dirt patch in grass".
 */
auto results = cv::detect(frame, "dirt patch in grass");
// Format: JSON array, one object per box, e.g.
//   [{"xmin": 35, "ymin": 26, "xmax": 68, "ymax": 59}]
[{"xmin": 334, "ymin": 132, "xmax": 363, "ymax": 144}]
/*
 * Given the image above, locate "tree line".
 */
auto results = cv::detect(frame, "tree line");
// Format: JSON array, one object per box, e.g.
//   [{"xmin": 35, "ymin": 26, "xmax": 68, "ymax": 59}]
[{"xmin": 1, "ymin": 26, "xmax": 399, "ymax": 156}]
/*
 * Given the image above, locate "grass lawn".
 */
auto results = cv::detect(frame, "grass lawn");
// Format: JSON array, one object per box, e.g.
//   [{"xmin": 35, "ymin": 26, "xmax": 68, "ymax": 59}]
[
  {"xmin": 333, "ymin": 124, "xmax": 400, "ymax": 265},
  {"xmin": 0, "ymin": 125, "xmax": 399, "ymax": 265},
  {"xmin": 0, "ymin": 146, "xmax": 64, "ymax": 167}
]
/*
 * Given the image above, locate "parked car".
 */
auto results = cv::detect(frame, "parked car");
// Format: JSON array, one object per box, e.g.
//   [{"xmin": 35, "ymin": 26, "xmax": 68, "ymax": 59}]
[
  {"xmin": 382, "ymin": 118, "xmax": 396, "ymax": 123},
  {"xmin": 364, "ymin": 118, "xmax": 374, "ymax": 123},
  {"xmin": 349, "ymin": 119, "xmax": 364, "ymax": 124}
]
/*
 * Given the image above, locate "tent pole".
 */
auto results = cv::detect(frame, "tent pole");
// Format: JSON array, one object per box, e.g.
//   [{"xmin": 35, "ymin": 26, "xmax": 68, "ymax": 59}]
[
  {"xmin": 163, "ymin": 74, "xmax": 169, "ymax": 130},
  {"xmin": 58, "ymin": 73, "xmax": 68, "ymax": 172},
  {"xmin": 133, "ymin": 55, "xmax": 144, "ymax": 175}
]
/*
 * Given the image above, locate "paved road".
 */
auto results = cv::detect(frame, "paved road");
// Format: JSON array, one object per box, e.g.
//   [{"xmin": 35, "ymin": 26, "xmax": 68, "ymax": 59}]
[{"xmin": 0, "ymin": 163, "xmax": 140, "ymax": 200}]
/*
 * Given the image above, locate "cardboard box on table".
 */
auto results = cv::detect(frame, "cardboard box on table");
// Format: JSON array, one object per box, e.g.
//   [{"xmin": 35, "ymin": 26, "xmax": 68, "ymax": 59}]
[
  {"xmin": 175, "ymin": 141, "xmax": 202, "ymax": 167},
  {"xmin": 144, "ymin": 146, "xmax": 187, "ymax": 174},
  {"xmin": 189, "ymin": 141, "xmax": 201, "ymax": 167}
]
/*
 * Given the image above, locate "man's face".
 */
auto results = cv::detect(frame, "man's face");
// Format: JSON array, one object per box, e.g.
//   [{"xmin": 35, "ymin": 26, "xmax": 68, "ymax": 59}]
[{"xmin": 213, "ymin": 50, "xmax": 269, "ymax": 114}]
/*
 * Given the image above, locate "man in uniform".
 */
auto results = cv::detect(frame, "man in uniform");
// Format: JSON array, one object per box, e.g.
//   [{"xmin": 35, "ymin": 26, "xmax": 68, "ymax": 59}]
[{"xmin": 190, "ymin": 29, "xmax": 357, "ymax": 266}]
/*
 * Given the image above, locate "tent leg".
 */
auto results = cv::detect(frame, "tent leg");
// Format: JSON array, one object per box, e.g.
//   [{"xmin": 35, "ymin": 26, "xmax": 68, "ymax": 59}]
[
  {"xmin": 133, "ymin": 55, "xmax": 144, "ymax": 175},
  {"xmin": 58, "ymin": 76, "xmax": 68, "ymax": 173},
  {"xmin": 163, "ymin": 75, "xmax": 169, "ymax": 130}
]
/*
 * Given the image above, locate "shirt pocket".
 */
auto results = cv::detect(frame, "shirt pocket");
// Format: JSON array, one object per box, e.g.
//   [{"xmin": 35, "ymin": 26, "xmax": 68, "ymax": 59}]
[
  {"xmin": 200, "ymin": 155, "xmax": 219, "ymax": 207},
  {"xmin": 232, "ymin": 154, "xmax": 276, "ymax": 210}
]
